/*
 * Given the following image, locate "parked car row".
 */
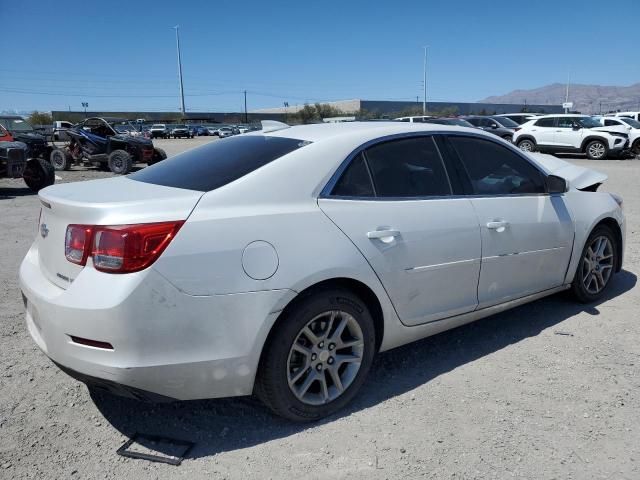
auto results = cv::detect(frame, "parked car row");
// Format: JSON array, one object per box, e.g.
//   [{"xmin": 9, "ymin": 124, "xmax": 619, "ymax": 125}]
[
  {"xmin": 148, "ymin": 123, "xmax": 254, "ymax": 139},
  {"xmin": 395, "ymin": 111, "xmax": 640, "ymax": 159}
]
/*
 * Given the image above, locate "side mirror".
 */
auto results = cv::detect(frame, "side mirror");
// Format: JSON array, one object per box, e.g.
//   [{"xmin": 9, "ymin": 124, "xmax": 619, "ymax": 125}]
[
  {"xmin": 491, "ymin": 123, "xmax": 499, "ymax": 129},
  {"xmin": 547, "ymin": 174, "xmax": 568, "ymax": 194},
  {"xmin": 572, "ymin": 124, "xmax": 581, "ymax": 130}
]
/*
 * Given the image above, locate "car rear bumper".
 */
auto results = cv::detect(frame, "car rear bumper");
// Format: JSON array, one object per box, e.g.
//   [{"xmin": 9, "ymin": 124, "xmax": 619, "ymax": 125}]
[{"xmin": 19, "ymin": 243, "xmax": 295, "ymax": 400}]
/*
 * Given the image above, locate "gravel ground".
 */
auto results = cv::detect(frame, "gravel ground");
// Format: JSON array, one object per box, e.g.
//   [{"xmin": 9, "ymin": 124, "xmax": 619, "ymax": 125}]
[{"xmin": 0, "ymin": 140, "xmax": 638, "ymax": 479}]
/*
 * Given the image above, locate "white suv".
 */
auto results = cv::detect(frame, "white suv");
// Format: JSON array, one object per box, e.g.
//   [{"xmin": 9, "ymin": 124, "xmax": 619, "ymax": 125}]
[
  {"xmin": 594, "ymin": 116, "xmax": 640, "ymax": 155},
  {"xmin": 513, "ymin": 115, "xmax": 629, "ymax": 160}
]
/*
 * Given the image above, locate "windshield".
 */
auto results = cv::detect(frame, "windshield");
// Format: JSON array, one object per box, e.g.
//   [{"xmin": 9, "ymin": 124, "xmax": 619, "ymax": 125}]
[
  {"xmin": 1, "ymin": 118, "xmax": 34, "ymax": 132},
  {"xmin": 619, "ymin": 117, "xmax": 640, "ymax": 128},
  {"xmin": 175, "ymin": 125, "xmax": 187, "ymax": 129},
  {"xmin": 575, "ymin": 117, "xmax": 601, "ymax": 128},
  {"xmin": 492, "ymin": 116, "xmax": 518, "ymax": 128}
]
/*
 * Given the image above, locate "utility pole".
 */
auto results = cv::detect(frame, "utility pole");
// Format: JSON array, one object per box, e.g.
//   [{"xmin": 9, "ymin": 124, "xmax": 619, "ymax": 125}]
[
  {"xmin": 422, "ymin": 46, "xmax": 428, "ymax": 115},
  {"xmin": 564, "ymin": 69, "xmax": 570, "ymax": 113},
  {"xmin": 172, "ymin": 25, "xmax": 186, "ymax": 116},
  {"xmin": 244, "ymin": 90, "xmax": 248, "ymax": 123}
]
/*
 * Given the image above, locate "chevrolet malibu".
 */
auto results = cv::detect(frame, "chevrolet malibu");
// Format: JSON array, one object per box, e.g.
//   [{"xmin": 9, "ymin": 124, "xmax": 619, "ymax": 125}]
[{"xmin": 20, "ymin": 121, "xmax": 625, "ymax": 421}]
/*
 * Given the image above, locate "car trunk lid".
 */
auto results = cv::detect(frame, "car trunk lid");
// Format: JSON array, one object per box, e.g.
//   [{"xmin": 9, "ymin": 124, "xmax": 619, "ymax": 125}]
[{"xmin": 37, "ymin": 176, "xmax": 203, "ymax": 289}]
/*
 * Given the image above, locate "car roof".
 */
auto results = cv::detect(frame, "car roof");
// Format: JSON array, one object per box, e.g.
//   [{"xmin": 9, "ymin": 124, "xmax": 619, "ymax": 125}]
[
  {"xmin": 262, "ymin": 121, "xmax": 487, "ymax": 143},
  {"xmin": 533, "ymin": 114, "xmax": 589, "ymax": 119}
]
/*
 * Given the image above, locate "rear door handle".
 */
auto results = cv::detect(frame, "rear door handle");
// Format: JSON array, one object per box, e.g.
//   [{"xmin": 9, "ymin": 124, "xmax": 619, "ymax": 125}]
[
  {"xmin": 486, "ymin": 221, "xmax": 509, "ymax": 232},
  {"xmin": 367, "ymin": 229, "xmax": 400, "ymax": 243}
]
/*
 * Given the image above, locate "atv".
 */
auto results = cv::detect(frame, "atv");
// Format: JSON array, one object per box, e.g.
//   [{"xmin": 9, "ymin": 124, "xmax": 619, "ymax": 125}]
[
  {"xmin": 0, "ymin": 139, "xmax": 55, "ymax": 192},
  {"xmin": 51, "ymin": 117, "xmax": 167, "ymax": 174},
  {"xmin": 0, "ymin": 115, "xmax": 54, "ymax": 161}
]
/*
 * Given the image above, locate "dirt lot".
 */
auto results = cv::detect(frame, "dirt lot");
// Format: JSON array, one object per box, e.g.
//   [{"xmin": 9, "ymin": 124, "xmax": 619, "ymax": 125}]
[{"xmin": 0, "ymin": 140, "xmax": 638, "ymax": 479}]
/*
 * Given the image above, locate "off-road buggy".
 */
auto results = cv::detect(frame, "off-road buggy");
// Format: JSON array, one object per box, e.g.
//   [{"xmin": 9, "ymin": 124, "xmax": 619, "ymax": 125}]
[
  {"xmin": 51, "ymin": 117, "xmax": 167, "ymax": 174},
  {"xmin": 0, "ymin": 137, "xmax": 55, "ymax": 192},
  {"xmin": 0, "ymin": 115, "xmax": 54, "ymax": 161}
]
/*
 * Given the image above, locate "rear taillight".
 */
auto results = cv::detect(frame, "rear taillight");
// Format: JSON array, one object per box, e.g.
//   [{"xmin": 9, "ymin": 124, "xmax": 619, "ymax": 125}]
[
  {"xmin": 65, "ymin": 224, "xmax": 93, "ymax": 265},
  {"xmin": 64, "ymin": 221, "xmax": 183, "ymax": 273}
]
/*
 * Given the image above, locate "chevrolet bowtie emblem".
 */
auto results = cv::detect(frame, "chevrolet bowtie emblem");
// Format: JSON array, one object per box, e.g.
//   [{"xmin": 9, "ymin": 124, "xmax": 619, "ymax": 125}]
[{"xmin": 40, "ymin": 223, "xmax": 49, "ymax": 239}]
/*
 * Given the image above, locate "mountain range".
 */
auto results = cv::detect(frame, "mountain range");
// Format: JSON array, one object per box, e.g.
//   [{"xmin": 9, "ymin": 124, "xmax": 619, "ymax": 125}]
[{"xmin": 480, "ymin": 83, "xmax": 640, "ymax": 113}]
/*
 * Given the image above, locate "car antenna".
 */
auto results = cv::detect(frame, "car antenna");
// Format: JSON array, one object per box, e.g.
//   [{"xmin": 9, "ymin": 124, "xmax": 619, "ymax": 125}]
[{"xmin": 261, "ymin": 120, "xmax": 290, "ymax": 133}]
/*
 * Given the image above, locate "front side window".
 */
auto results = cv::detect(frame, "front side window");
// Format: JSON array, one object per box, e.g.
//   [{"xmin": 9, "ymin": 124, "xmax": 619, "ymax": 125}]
[
  {"xmin": 575, "ymin": 117, "xmax": 601, "ymax": 128},
  {"xmin": 557, "ymin": 117, "xmax": 575, "ymax": 128},
  {"xmin": 448, "ymin": 136, "xmax": 546, "ymax": 195},
  {"xmin": 604, "ymin": 119, "xmax": 621, "ymax": 127},
  {"xmin": 364, "ymin": 136, "xmax": 451, "ymax": 197}
]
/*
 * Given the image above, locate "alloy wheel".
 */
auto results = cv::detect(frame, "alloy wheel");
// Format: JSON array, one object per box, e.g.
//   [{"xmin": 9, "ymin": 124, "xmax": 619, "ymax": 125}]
[
  {"xmin": 519, "ymin": 140, "xmax": 534, "ymax": 152},
  {"xmin": 581, "ymin": 235, "xmax": 614, "ymax": 295},
  {"xmin": 287, "ymin": 310, "xmax": 364, "ymax": 406},
  {"xmin": 588, "ymin": 142, "xmax": 606, "ymax": 159}
]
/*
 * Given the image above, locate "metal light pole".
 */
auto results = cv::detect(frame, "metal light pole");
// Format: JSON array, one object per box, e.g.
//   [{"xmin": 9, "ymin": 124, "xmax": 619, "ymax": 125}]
[
  {"xmin": 244, "ymin": 90, "xmax": 248, "ymax": 123},
  {"xmin": 564, "ymin": 69, "xmax": 570, "ymax": 114},
  {"xmin": 422, "ymin": 46, "xmax": 429, "ymax": 115},
  {"xmin": 172, "ymin": 25, "xmax": 186, "ymax": 116}
]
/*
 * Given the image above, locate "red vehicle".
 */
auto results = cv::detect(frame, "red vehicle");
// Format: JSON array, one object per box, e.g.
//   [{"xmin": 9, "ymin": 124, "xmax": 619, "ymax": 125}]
[{"xmin": 0, "ymin": 124, "xmax": 15, "ymax": 142}]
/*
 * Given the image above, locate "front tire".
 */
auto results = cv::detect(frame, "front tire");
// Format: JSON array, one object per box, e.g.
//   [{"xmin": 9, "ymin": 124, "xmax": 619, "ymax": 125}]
[
  {"xmin": 571, "ymin": 225, "xmax": 617, "ymax": 303},
  {"xmin": 23, "ymin": 158, "xmax": 55, "ymax": 192},
  {"xmin": 517, "ymin": 138, "xmax": 536, "ymax": 152},
  {"xmin": 585, "ymin": 140, "xmax": 608, "ymax": 160},
  {"xmin": 256, "ymin": 289, "xmax": 376, "ymax": 422},
  {"xmin": 632, "ymin": 139, "xmax": 640, "ymax": 156},
  {"xmin": 107, "ymin": 149, "xmax": 133, "ymax": 174}
]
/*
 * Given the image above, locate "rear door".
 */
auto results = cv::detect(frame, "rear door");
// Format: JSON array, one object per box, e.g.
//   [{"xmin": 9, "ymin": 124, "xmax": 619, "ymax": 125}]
[
  {"xmin": 318, "ymin": 135, "xmax": 481, "ymax": 326},
  {"xmin": 444, "ymin": 135, "xmax": 574, "ymax": 308},
  {"xmin": 530, "ymin": 117, "xmax": 556, "ymax": 146}
]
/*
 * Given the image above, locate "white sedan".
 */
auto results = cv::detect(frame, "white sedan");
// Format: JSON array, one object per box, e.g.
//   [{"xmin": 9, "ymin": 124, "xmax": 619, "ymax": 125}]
[{"xmin": 20, "ymin": 121, "xmax": 625, "ymax": 421}]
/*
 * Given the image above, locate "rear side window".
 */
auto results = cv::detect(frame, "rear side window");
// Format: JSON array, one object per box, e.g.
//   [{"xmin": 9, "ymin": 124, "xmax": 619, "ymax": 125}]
[
  {"xmin": 332, "ymin": 153, "xmax": 374, "ymax": 197},
  {"xmin": 365, "ymin": 136, "xmax": 451, "ymax": 197},
  {"xmin": 448, "ymin": 136, "xmax": 546, "ymax": 195},
  {"xmin": 130, "ymin": 135, "xmax": 305, "ymax": 191},
  {"xmin": 535, "ymin": 118, "xmax": 555, "ymax": 127}
]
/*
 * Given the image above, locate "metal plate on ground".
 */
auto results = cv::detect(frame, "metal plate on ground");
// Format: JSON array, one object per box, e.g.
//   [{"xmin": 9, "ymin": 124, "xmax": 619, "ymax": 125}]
[{"xmin": 116, "ymin": 433, "xmax": 195, "ymax": 466}]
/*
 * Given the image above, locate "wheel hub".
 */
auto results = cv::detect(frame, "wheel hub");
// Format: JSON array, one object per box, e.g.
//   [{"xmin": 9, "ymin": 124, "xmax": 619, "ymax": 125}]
[
  {"xmin": 286, "ymin": 310, "xmax": 365, "ymax": 406},
  {"xmin": 581, "ymin": 235, "xmax": 614, "ymax": 295}
]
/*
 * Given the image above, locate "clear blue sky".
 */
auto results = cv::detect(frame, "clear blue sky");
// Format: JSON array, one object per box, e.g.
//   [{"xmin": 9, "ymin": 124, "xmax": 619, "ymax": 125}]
[{"xmin": 1, "ymin": 0, "xmax": 638, "ymax": 113}]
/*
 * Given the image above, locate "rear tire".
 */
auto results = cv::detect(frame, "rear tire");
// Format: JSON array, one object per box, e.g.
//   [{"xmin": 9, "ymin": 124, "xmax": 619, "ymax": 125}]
[
  {"xmin": 23, "ymin": 158, "xmax": 55, "ymax": 192},
  {"xmin": 571, "ymin": 225, "xmax": 617, "ymax": 303},
  {"xmin": 50, "ymin": 148, "xmax": 71, "ymax": 171},
  {"xmin": 585, "ymin": 140, "xmax": 608, "ymax": 160},
  {"xmin": 148, "ymin": 147, "xmax": 167, "ymax": 166},
  {"xmin": 517, "ymin": 138, "xmax": 536, "ymax": 152},
  {"xmin": 107, "ymin": 150, "xmax": 133, "ymax": 174},
  {"xmin": 256, "ymin": 288, "xmax": 376, "ymax": 422}
]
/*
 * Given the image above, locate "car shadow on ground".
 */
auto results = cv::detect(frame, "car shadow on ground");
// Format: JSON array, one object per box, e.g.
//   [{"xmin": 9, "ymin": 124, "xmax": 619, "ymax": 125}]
[
  {"xmin": 0, "ymin": 187, "xmax": 36, "ymax": 199},
  {"xmin": 91, "ymin": 270, "xmax": 636, "ymax": 460}
]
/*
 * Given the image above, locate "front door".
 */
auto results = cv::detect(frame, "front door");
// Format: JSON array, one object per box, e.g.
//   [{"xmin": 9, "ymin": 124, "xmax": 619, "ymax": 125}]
[
  {"xmin": 446, "ymin": 135, "xmax": 574, "ymax": 308},
  {"xmin": 319, "ymin": 136, "xmax": 481, "ymax": 326}
]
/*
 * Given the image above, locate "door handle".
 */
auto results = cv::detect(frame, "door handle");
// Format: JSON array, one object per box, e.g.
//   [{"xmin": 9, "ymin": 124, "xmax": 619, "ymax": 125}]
[
  {"xmin": 367, "ymin": 229, "xmax": 400, "ymax": 243},
  {"xmin": 486, "ymin": 221, "xmax": 509, "ymax": 232}
]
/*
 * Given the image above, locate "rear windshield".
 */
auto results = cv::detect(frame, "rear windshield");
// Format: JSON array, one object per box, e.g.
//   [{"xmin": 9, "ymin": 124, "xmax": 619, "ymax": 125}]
[{"xmin": 130, "ymin": 135, "xmax": 306, "ymax": 191}]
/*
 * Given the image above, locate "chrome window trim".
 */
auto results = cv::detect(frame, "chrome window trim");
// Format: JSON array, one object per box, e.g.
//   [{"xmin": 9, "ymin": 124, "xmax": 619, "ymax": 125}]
[{"xmin": 320, "ymin": 130, "xmax": 554, "ymax": 200}]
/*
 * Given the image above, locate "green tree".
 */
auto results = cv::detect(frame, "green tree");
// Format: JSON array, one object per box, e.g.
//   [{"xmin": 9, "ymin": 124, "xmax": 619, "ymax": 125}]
[{"xmin": 28, "ymin": 111, "xmax": 53, "ymax": 126}]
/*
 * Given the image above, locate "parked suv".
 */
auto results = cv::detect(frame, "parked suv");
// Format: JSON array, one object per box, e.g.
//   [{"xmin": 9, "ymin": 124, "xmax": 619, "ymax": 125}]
[
  {"xmin": 170, "ymin": 125, "xmax": 192, "ymax": 139},
  {"xmin": 463, "ymin": 116, "xmax": 517, "ymax": 141},
  {"xmin": 150, "ymin": 124, "xmax": 169, "ymax": 139},
  {"xmin": 513, "ymin": 115, "xmax": 629, "ymax": 160},
  {"xmin": 593, "ymin": 116, "xmax": 640, "ymax": 155}
]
